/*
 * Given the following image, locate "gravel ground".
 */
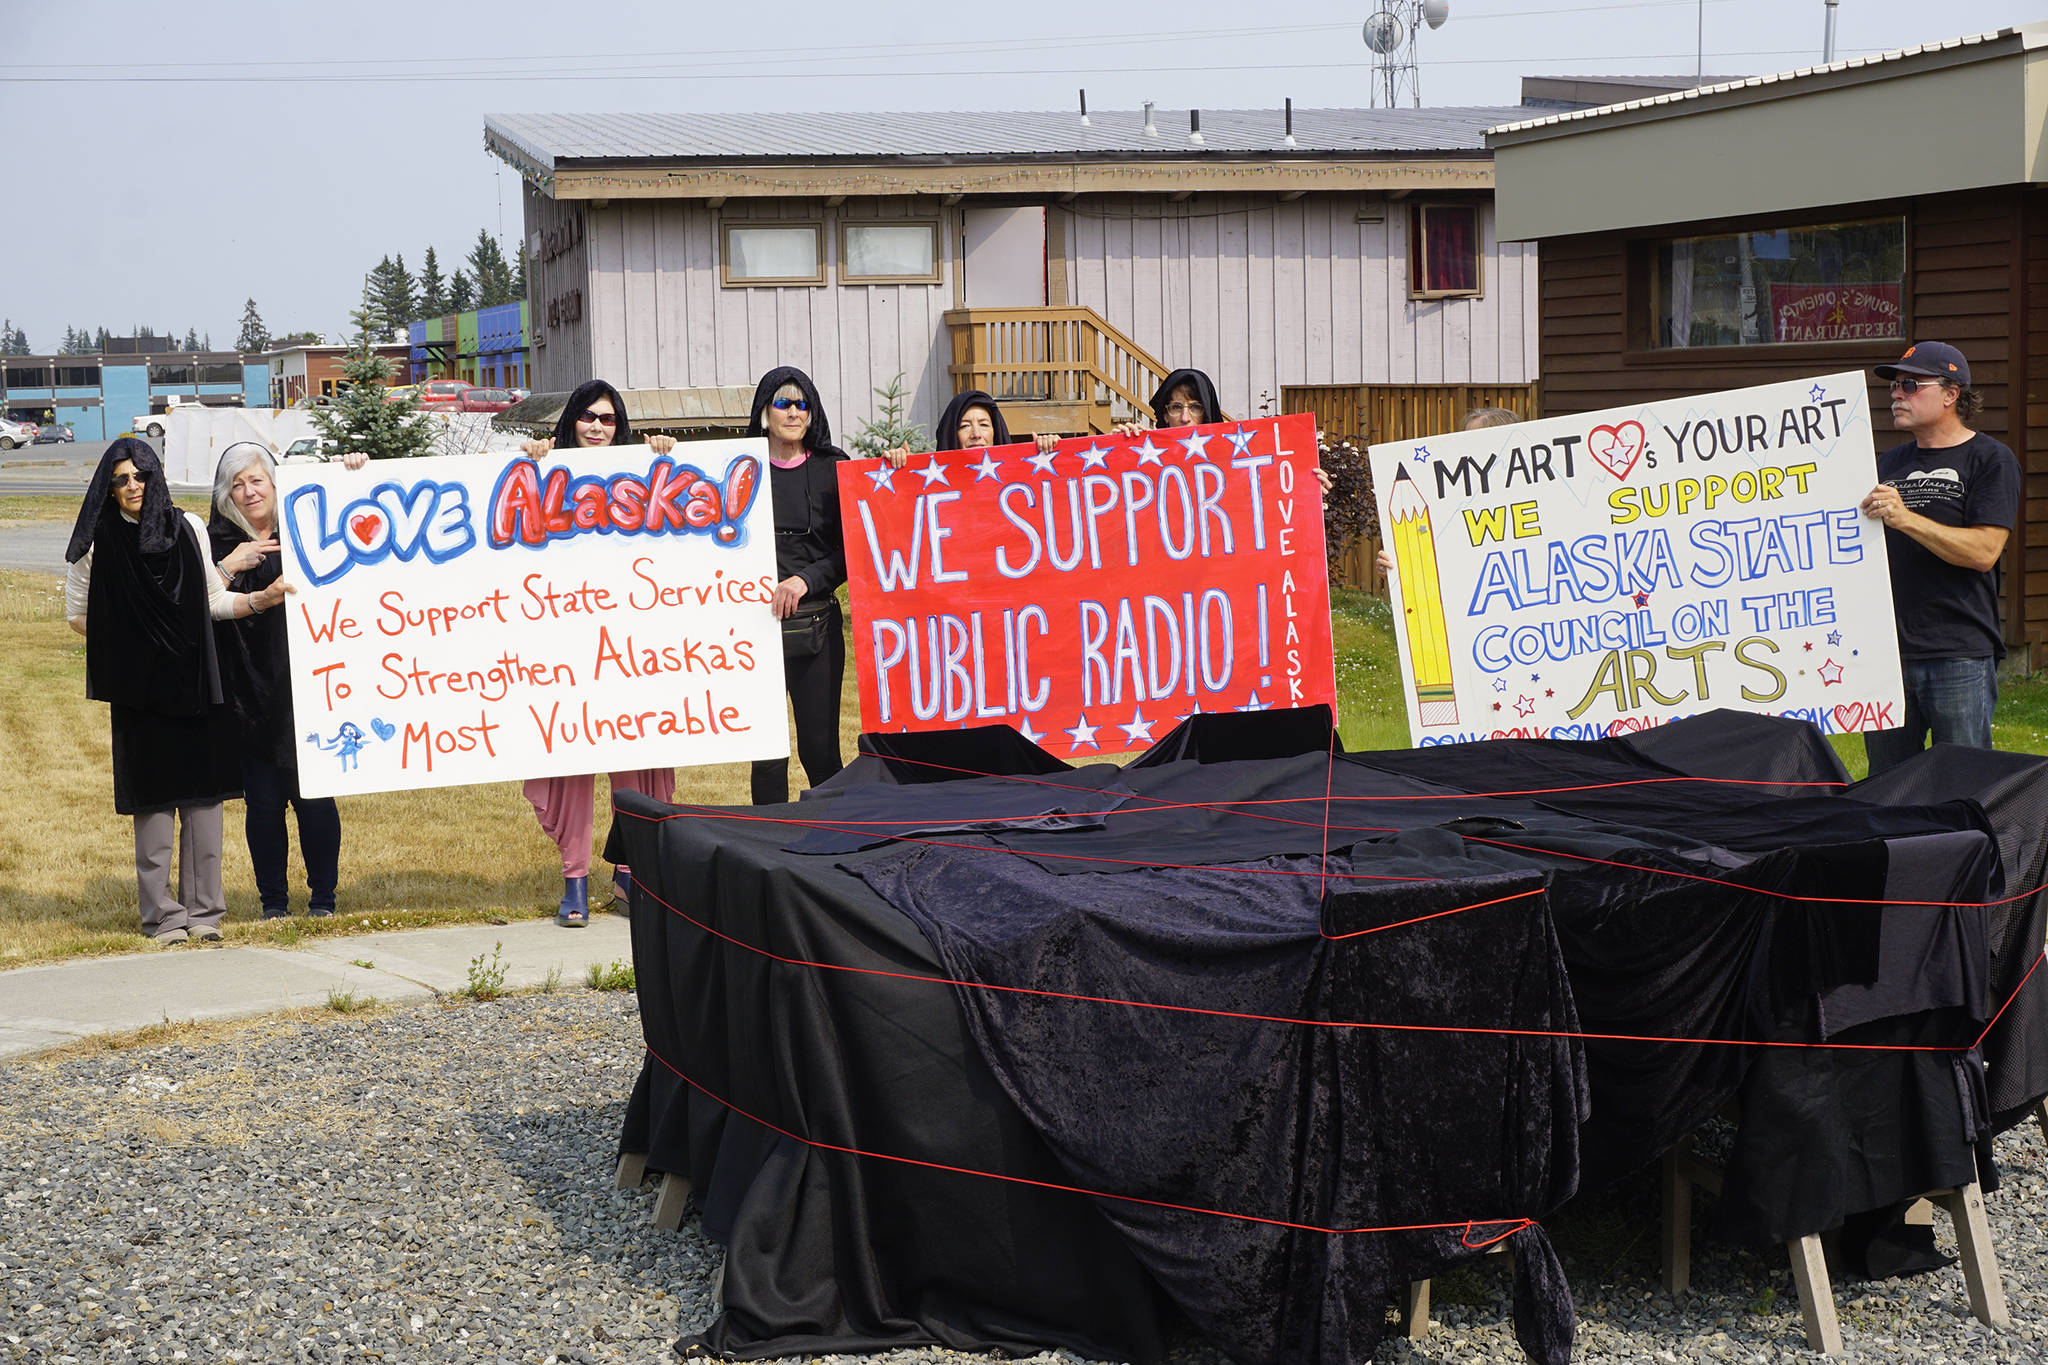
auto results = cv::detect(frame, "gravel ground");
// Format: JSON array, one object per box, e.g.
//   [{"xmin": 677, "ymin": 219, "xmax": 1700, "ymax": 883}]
[{"xmin": 0, "ymin": 992, "xmax": 2041, "ymax": 1364}]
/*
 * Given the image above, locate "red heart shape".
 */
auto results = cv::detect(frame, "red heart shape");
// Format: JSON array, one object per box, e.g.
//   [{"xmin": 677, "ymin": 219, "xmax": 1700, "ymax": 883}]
[
  {"xmin": 349, "ymin": 513, "xmax": 382, "ymax": 545},
  {"xmin": 1587, "ymin": 421, "xmax": 1647, "ymax": 482},
  {"xmin": 1832, "ymin": 702, "xmax": 1867, "ymax": 734}
]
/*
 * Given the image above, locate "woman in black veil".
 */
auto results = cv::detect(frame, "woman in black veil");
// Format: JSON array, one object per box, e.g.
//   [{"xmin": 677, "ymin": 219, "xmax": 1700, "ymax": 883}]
[{"xmin": 65, "ymin": 438, "xmax": 287, "ymax": 945}]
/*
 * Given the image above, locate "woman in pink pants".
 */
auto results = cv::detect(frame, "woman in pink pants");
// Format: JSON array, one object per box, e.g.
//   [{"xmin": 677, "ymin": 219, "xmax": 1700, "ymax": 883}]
[{"xmin": 520, "ymin": 380, "xmax": 677, "ymax": 926}]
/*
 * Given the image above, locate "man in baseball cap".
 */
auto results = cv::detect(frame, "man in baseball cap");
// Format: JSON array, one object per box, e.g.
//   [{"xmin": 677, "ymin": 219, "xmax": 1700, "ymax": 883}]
[{"xmin": 1858, "ymin": 342, "xmax": 2020, "ymax": 774}]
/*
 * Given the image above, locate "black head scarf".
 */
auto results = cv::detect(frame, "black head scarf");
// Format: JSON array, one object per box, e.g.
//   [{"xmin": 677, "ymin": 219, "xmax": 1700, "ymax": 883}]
[
  {"xmin": 208, "ymin": 443, "xmax": 292, "ymax": 761},
  {"xmin": 67, "ymin": 437, "xmax": 180, "ymax": 563},
  {"xmin": 935, "ymin": 390, "xmax": 1012, "ymax": 451},
  {"xmin": 1149, "ymin": 368, "xmax": 1227, "ymax": 428},
  {"xmin": 550, "ymin": 379, "xmax": 636, "ymax": 450},
  {"xmin": 746, "ymin": 366, "xmax": 834, "ymax": 453},
  {"xmin": 71, "ymin": 438, "xmax": 216, "ymax": 715}
]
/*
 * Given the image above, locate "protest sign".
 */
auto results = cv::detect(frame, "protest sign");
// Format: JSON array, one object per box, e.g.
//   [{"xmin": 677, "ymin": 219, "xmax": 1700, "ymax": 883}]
[
  {"xmin": 840, "ymin": 413, "xmax": 1334, "ymax": 754},
  {"xmin": 1370, "ymin": 373, "xmax": 1903, "ymax": 746},
  {"xmin": 275, "ymin": 440, "xmax": 787, "ymax": 797}
]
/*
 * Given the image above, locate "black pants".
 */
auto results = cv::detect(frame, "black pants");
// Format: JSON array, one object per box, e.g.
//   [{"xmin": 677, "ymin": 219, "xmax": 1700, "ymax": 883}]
[
  {"xmin": 243, "ymin": 754, "xmax": 342, "ymax": 914},
  {"xmin": 752, "ymin": 608, "xmax": 846, "ymax": 804}
]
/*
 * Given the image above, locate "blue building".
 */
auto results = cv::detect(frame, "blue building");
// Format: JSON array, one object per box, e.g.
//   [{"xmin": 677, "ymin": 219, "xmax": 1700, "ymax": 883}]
[
  {"xmin": 409, "ymin": 301, "xmax": 530, "ymax": 390},
  {"xmin": 1, "ymin": 350, "xmax": 270, "ymax": 441}
]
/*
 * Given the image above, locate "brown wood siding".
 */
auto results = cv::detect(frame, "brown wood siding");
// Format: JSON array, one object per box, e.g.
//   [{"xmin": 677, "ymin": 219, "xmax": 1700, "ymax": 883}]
[{"xmin": 1536, "ymin": 188, "xmax": 2038, "ymax": 662}]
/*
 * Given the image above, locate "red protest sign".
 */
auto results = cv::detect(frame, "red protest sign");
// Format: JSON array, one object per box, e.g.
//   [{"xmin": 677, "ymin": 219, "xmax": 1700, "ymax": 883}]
[{"xmin": 839, "ymin": 413, "xmax": 1335, "ymax": 755}]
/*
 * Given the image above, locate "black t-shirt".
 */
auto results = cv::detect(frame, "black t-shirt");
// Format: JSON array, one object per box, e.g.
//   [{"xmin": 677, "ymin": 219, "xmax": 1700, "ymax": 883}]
[
  {"xmin": 1877, "ymin": 431, "xmax": 2020, "ymax": 660},
  {"xmin": 770, "ymin": 449, "xmax": 848, "ymax": 603}
]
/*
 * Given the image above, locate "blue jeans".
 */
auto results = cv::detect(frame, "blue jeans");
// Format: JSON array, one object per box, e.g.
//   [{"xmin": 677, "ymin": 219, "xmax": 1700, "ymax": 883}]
[{"xmin": 1863, "ymin": 656, "xmax": 1998, "ymax": 777}]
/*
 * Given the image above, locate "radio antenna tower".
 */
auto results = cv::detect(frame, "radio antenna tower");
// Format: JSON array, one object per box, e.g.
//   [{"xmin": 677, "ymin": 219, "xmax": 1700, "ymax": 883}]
[{"xmin": 1361, "ymin": 1, "xmax": 1451, "ymax": 108}]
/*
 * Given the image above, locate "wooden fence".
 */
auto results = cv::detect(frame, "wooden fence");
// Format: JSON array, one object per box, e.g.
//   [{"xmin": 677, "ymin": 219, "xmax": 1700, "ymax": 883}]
[{"xmin": 1282, "ymin": 383, "xmax": 1540, "ymax": 592}]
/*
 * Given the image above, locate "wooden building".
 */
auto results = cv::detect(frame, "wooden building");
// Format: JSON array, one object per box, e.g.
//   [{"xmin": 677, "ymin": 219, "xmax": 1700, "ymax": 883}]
[
  {"xmin": 1488, "ymin": 24, "xmax": 2048, "ymax": 664},
  {"xmin": 483, "ymin": 107, "xmax": 1540, "ymax": 442}
]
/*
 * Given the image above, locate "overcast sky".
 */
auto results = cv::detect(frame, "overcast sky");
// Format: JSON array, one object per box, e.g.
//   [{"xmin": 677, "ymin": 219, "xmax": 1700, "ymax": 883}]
[{"xmin": 4, "ymin": 0, "xmax": 2040, "ymax": 353}]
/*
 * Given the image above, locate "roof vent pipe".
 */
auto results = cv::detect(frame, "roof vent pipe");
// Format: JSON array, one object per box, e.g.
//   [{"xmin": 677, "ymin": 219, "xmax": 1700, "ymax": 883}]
[
  {"xmin": 1143, "ymin": 101, "xmax": 1157, "ymax": 137},
  {"xmin": 1284, "ymin": 97, "xmax": 1296, "ymax": 148},
  {"xmin": 1079, "ymin": 89, "xmax": 1091, "ymax": 126},
  {"xmin": 1189, "ymin": 109, "xmax": 1204, "ymax": 145}
]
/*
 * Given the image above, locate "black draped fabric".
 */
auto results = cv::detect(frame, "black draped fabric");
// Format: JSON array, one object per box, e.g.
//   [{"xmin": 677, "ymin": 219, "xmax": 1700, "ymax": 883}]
[
  {"xmin": 1848, "ymin": 744, "xmax": 2048, "ymax": 1132},
  {"xmin": 613, "ymin": 792, "xmax": 1171, "ymax": 1363},
  {"xmin": 1148, "ymin": 368, "xmax": 1226, "ymax": 427},
  {"xmin": 862, "ymin": 849, "xmax": 1585, "ymax": 1365},
  {"xmin": 616, "ymin": 709, "xmax": 2007, "ymax": 1362},
  {"xmin": 934, "ymin": 389, "xmax": 1011, "ymax": 450},
  {"xmin": 72, "ymin": 439, "xmax": 241, "ymax": 814},
  {"xmin": 209, "ymin": 449, "xmax": 295, "ymax": 770}
]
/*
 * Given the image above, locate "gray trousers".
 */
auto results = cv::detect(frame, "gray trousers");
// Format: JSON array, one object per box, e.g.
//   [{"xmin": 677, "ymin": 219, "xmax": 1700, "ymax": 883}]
[{"xmin": 134, "ymin": 804, "xmax": 225, "ymax": 936}]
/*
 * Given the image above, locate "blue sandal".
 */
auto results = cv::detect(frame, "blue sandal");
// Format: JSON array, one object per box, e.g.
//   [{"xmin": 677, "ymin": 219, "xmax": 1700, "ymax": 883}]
[{"xmin": 556, "ymin": 876, "xmax": 589, "ymax": 927}]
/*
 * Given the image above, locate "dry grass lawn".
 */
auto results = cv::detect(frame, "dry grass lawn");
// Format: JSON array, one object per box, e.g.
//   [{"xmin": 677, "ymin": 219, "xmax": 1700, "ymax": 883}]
[{"xmin": 0, "ymin": 566, "xmax": 862, "ymax": 966}]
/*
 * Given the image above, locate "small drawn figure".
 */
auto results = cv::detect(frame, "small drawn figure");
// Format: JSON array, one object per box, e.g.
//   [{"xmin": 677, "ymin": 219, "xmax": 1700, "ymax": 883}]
[{"xmin": 306, "ymin": 720, "xmax": 379, "ymax": 772}]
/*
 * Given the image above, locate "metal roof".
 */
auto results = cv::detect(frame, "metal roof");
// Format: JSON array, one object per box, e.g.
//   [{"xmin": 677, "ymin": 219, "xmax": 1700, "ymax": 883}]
[
  {"xmin": 483, "ymin": 107, "xmax": 1526, "ymax": 168},
  {"xmin": 1488, "ymin": 24, "xmax": 2045, "ymax": 138}
]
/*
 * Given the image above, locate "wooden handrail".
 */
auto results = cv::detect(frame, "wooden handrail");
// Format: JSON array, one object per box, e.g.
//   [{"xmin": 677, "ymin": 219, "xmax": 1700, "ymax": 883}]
[{"xmin": 942, "ymin": 306, "xmax": 1170, "ymax": 430}]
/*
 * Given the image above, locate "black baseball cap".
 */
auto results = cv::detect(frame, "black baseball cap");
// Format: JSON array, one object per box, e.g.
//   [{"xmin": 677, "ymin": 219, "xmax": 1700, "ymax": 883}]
[{"xmin": 1875, "ymin": 342, "xmax": 1970, "ymax": 387}]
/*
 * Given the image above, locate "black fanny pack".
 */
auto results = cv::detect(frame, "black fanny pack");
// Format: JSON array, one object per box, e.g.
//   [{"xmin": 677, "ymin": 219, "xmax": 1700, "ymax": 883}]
[{"xmin": 782, "ymin": 598, "xmax": 836, "ymax": 659}]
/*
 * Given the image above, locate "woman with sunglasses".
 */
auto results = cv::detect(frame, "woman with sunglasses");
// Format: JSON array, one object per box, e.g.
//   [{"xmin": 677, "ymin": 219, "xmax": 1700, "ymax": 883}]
[
  {"xmin": 519, "ymin": 379, "xmax": 680, "ymax": 925},
  {"xmin": 208, "ymin": 441, "xmax": 367, "ymax": 920},
  {"xmin": 64, "ymin": 438, "xmax": 286, "ymax": 946},
  {"xmin": 746, "ymin": 366, "xmax": 849, "ymax": 804}
]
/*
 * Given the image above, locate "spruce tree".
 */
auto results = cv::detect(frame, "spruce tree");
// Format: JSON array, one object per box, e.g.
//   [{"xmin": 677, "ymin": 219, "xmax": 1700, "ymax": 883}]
[
  {"xmin": 447, "ymin": 269, "xmax": 475, "ymax": 312},
  {"xmin": 512, "ymin": 247, "xmax": 527, "ymax": 301},
  {"xmin": 417, "ymin": 247, "xmax": 449, "ymax": 315},
  {"xmin": 311, "ymin": 291, "xmax": 436, "ymax": 461},
  {"xmin": 236, "ymin": 299, "xmax": 269, "ymax": 353},
  {"xmin": 95, "ymin": 327, "xmax": 111, "ymax": 352},
  {"xmin": 467, "ymin": 229, "xmax": 511, "ymax": 307},
  {"xmin": 61, "ymin": 326, "xmax": 77, "ymax": 354},
  {"xmin": 182, "ymin": 327, "xmax": 201, "ymax": 351}
]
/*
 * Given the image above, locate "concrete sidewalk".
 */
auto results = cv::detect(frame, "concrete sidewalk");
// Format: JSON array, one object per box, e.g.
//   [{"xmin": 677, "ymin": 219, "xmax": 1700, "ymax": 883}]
[{"xmin": 0, "ymin": 916, "xmax": 634, "ymax": 1062}]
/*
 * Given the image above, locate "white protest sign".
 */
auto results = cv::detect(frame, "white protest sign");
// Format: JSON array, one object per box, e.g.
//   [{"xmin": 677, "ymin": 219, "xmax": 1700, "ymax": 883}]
[
  {"xmin": 276, "ymin": 440, "xmax": 788, "ymax": 796},
  {"xmin": 1370, "ymin": 372, "xmax": 1903, "ymax": 746}
]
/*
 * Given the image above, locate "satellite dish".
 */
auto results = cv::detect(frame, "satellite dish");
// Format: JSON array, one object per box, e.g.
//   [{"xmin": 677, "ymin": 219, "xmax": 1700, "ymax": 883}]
[
  {"xmin": 1362, "ymin": 10, "xmax": 1404, "ymax": 53},
  {"xmin": 1422, "ymin": 0, "xmax": 1450, "ymax": 29}
]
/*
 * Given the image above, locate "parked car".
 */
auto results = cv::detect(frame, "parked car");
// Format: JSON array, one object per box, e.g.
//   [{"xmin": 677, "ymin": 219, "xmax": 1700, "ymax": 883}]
[
  {"xmin": 458, "ymin": 387, "xmax": 515, "ymax": 415},
  {"xmin": 31, "ymin": 423, "xmax": 75, "ymax": 444},
  {"xmin": 0, "ymin": 417, "xmax": 36, "ymax": 449},
  {"xmin": 383, "ymin": 384, "xmax": 418, "ymax": 405},
  {"xmin": 415, "ymin": 380, "xmax": 471, "ymax": 411},
  {"xmin": 283, "ymin": 437, "xmax": 348, "ymax": 462}
]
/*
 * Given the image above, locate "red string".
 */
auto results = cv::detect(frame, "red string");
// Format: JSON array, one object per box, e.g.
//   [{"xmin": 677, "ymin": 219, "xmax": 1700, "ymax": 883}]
[{"xmin": 639, "ymin": 1041, "xmax": 1536, "ymax": 1240}]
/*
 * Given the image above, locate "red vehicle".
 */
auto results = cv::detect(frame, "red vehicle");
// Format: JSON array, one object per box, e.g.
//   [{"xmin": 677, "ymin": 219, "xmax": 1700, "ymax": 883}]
[
  {"xmin": 415, "ymin": 380, "xmax": 472, "ymax": 411},
  {"xmin": 458, "ymin": 387, "xmax": 515, "ymax": 415}
]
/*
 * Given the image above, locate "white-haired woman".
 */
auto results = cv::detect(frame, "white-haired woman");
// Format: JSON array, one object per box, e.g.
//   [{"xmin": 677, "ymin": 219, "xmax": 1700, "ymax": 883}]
[{"xmin": 209, "ymin": 441, "xmax": 364, "ymax": 918}]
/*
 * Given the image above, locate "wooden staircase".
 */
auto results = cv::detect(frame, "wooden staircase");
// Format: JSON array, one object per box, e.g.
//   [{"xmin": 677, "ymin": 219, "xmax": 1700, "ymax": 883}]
[{"xmin": 943, "ymin": 306, "xmax": 1169, "ymax": 436}]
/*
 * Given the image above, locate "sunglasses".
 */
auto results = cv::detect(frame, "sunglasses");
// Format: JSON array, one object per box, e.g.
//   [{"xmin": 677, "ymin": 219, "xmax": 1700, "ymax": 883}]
[
  {"xmin": 575, "ymin": 409, "xmax": 618, "ymax": 426},
  {"xmin": 109, "ymin": 471, "xmax": 152, "ymax": 489},
  {"xmin": 770, "ymin": 397, "xmax": 809, "ymax": 412},
  {"xmin": 1888, "ymin": 376, "xmax": 1949, "ymax": 396}
]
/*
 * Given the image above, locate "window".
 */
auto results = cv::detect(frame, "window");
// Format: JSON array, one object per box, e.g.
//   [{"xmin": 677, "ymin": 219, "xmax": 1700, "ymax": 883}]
[
  {"xmin": 1650, "ymin": 217, "xmax": 1904, "ymax": 349},
  {"xmin": 148, "ymin": 363, "xmax": 195, "ymax": 386},
  {"xmin": 3, "ymin": 364, "xmax": 49, "ymax": 390},
  {"xmin": 839, "ymin": 220, "xmax": 942, "ymax": 284},
  {"xmin": 198, "ymin": 363, "xmax": 243, "ymax": 385},
  {"xmin": 320, "ymin": 378, "xmax": 337, "ymax": 397},
  {"xmin": 54, "ymin": 365, "xmax": 100, "ymax": 387},
  {"xmin": 1409, "ymin": 204, "xmax": 1482, "ymax": 298},
  {"xmin": 720, "ymin": 222, "xmax": 825, "ymax": 286}
]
